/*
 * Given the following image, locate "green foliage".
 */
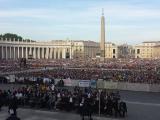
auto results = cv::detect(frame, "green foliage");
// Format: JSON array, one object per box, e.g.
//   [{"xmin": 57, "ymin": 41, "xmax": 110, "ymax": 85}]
[
  {"xmin": 0, "ymin": 33, "xmax": 23, "ymax": 41},
  {"xmin": 0, "ymin": 33, "xmax": 35, "ymax": 42}
]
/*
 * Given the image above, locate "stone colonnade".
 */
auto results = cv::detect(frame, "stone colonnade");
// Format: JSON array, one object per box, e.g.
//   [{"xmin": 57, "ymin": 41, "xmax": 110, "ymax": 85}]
[{"xmin": 0, "ymin": 39, "xmax": 71, "ymax": 60}]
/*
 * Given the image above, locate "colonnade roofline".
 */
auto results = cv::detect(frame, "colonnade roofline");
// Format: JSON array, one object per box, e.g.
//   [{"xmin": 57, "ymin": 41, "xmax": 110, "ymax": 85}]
[
  {"xmin": 0, "ymin": 38, "xmax": 100, "ymax": 46},
  {"xmin": 0, "ymin": 37, "xmax": 100, "ymax": 60},
  {"xmin": 0, "ymin": 38, "xmax": 97, "ymax": 42}
]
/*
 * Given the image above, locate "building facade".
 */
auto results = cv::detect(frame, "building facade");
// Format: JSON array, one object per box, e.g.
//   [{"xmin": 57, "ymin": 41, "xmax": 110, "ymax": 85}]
[
  {"xmin": 0, "ymin": 38, "xmax": 99, "ymax": 60},
  {"xmin": 135, "ymin": 41, "xmax": 160, "ymax": 58},
  {"xmin": 105, "ymin": 42, "xmax": 118, "ymax": 58},
  {"xmin": 118, "ymin": 44, "xmax": 135, "ymax": 58},
  {"xmin": 72, "ymin": 40, "xmax": 99, "ymax": 59},
  {"xmin": 153, "ymin": 45, "xmax": 160, "ymax": 58}
]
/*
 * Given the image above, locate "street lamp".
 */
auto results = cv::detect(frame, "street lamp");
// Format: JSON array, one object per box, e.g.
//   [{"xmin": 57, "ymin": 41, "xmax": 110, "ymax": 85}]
[{"xmin": 98, "ymin": 89, "xmax": 102, "ymax": 116}]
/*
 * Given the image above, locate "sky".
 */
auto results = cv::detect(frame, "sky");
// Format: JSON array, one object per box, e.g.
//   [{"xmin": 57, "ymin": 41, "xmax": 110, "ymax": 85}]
[{"xmin": 0, "ymin": 0, "xmax": 160, "ymax": 45}]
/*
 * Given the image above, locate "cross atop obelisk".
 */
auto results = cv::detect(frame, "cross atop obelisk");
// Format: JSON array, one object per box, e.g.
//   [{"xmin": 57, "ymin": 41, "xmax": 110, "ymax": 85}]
[{"xmin": 102, "ymin": 8, "xmax": 104, "ymax": 16}]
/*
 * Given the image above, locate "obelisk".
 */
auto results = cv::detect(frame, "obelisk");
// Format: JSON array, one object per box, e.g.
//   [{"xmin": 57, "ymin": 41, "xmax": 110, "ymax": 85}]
[{"xmin": 100, "ymin": 8, "xmax": 105, "ymax": 59}]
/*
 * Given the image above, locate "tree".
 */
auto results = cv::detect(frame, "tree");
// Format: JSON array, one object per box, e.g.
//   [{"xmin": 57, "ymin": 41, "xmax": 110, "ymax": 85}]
[
  {"xmin": 0, "ymin": 33, "xmax": 35, "ymax": 42},
  {"xmin": 0, "ymin": 33, "xmax": 23, "ymax": 41}
]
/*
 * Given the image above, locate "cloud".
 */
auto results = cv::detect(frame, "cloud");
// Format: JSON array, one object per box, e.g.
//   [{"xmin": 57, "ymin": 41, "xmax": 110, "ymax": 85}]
[
  {"xmin": 0, "ymin": 0, "xmax": 160, "ymax": 44},
  {"xmin": 0, "ymin": 9, "xmax": 50, "ymax": 18},
  {"xmin": 1, "ymin": 3, "xmax": 160, "ymax": 20},
  {"xmin": 87, "ymin": 3, "xmax": 160, "ymax": 19}
]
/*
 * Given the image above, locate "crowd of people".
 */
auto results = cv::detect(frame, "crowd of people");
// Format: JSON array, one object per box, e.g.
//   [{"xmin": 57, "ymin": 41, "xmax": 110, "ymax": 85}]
[
  {"xmin": 1, "ymin": 58, "xmax": 160, "ymax": 72},
  {"xmin": 0, "ymin": 59, "xmax": 34, "ymax": 74},
  {"xmin": 1, "ymin": 58, "xmax": 160, "ymax": 119},
  {"xmin": 0, "ymin": 85, "xmax": 127, "ymax": 120},
  {"xmin": 12, "ymin": 67, "xmax": 159, "ymax": 84},
  {"xmin": 0, "ymin": 58, "xmax": 160, "ymax": 84}
]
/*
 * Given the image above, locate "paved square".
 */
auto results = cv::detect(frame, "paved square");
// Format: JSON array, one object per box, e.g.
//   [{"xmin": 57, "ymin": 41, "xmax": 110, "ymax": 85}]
[{"xmin": 0, "ymin": 107, "xmax": 118, "ymax": 120}]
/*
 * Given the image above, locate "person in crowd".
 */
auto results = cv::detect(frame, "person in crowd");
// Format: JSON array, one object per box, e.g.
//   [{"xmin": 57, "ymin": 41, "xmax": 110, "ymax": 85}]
[
  {"xmin": 119, "ymin": 100, "xmax": 127, "ymax": 117},
  {"xmin": 79, "ymin": 96, "xmax": 92, "ymax": 120},
  {"xmin": 68, "ymin": 95, "xmax": 73, "ymax": 111},
  {"xmin": 105, "ymin": 96, "xmax": 113, "ymax": 116},
  {"xmin": 8, "ymin": 95, "xmax": 18, "ymax": 116},
  {"xmin": 59, "ymin": 79, "xmax": 64, "ymax": 87},
  {"xmin": 113, "ymin": 98, "xmax": 119, "ymax": 118},
  {"xmin": 0, "ymin": 90, "xmax": 3, "ymax": 111},
  {"xmin": 6, "ymin": 110, "xmax": 20, "ymax": 120}
]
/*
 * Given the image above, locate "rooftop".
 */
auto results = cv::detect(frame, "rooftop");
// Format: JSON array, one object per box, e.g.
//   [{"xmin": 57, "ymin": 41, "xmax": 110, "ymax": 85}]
[{"xmin": 143, "ymin": 41, "xmax": 160, "ymax": 43}]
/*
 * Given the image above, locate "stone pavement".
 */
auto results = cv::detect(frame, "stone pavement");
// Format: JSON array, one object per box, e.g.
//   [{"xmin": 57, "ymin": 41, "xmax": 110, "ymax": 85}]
[
  {"xmin": 1, "ymin": 89, "xmax": 160, "ymax": 120},
  {"xmin": 0, "ymin": 107, "xmax": 119, "ymax": 120}
]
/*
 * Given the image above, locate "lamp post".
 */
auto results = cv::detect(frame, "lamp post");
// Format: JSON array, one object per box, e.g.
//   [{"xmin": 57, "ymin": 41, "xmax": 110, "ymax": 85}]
[{"xmin": 98, "ymin": 89, "xmax": 102, "ymax": 116}]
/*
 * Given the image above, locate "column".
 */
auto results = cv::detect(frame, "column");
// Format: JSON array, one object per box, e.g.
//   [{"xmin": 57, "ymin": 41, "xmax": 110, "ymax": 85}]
[
  {"xmin": 18, "ymin": 47, "xmax": 19, "ymax": 59},
  {"xmin": 6, "ymin": 46, "xmax": 8, "ymax": 59},
  {"xmin": 49, "ymin": 48, "xmax": 52, "ymax": 59},
  {"xmin": 48, "ymin": 48, "xmax": 50, "ymax": 59},
  {"xmin": 45, "ymin": 48, "xmax": 47, "ymax": 59},
  {"xmin": 58, "ymin": 49, "xmax": 60, "ymax": 59},
  {"xmin": 50, "ymin": 48, "xmax": 53, "ymax": 59},
  {"xmin": 42, "ymin": 48, "xmax": 44, "ymax": 59},
  {"xmin": 26, "ymin": 47, "xmax": 28, "ymax": 59},
  {"xmin": 47, "ymin": 48, "xmax": 49, "ymax": 59},
  {"xmin": 22, "ymin": 47, "xmax": 24, "ymax": 58},
  {"xmin": 13, "ymin": 47, "xmax": 15, "ymax": 59},
  {"xmin": 2, "ymin": 46, "xmax": 4, "ymax": 59},
  {"xmin": 46, "ymin": 48, "xmax": 49, "ymax": 59},
  {"xmin": 38, "ymin": 47, "xmax": 40, "ymax": 59},
  {"xmin": 29, "ymin": 47, "xmax": 32, "ymax": 56},
  {"xmin": 33, "ymin": 47, "xmax": 36, "ymax": 59},
  {"xmin": 52, "ymin": 48, "xmax": 54, "ymax": 59},
  {"xmin": 54, "ymin": 48, "xmax": 57, "ymax": 59},
  {"xmin": 62, "ymin": 48, "xmax": 66, "ymax": 59},
  {"xmin": 70, "ymin": 48, "xmax": 72, "ymax": 59},
  {"xmin": 10, "ymin": 47, "xmax": 11, "ymax": 59}
]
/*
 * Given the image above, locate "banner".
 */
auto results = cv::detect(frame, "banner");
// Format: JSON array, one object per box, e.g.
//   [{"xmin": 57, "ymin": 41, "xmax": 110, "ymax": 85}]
[
  {"xmin": 79, "ymin": 80, "xmax": 90, "ymax": 87},
  {"xmin": 90, "ymin": 80, "xmax": 97, "ymax": 88},
  {"xmin": 63, "ymin": 78, "xmax": 72, "ymax": 86},
  {"xmin": 97, "ymin": 79, "xmax": 104, "ymax": 89},
  {"xmin": 104, "ymin": 81, "xmax": 118, "ymax": 89}
]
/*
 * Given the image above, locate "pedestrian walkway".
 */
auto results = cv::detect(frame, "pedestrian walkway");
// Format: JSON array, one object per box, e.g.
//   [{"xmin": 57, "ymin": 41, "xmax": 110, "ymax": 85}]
[
  {"xmin": 0, "ymin": 107, "xmax": 119, "ymax": 120},
  {"xmin": 94, "ymin": 116, "xmax": 119, "ymax": 120}
]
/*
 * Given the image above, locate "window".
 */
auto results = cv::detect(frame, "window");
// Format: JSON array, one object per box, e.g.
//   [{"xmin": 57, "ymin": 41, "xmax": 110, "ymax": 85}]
[
  {"xmin": 137, "ymin": 49, "xmax": 140, "ymax": 54},
  {"xmin": 66, "ymin": 52, "xmax": 70, "ymax": 58},
  {"xmin": 113, "ymin": 49, "xmax": 115, "ymax": 54}
]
